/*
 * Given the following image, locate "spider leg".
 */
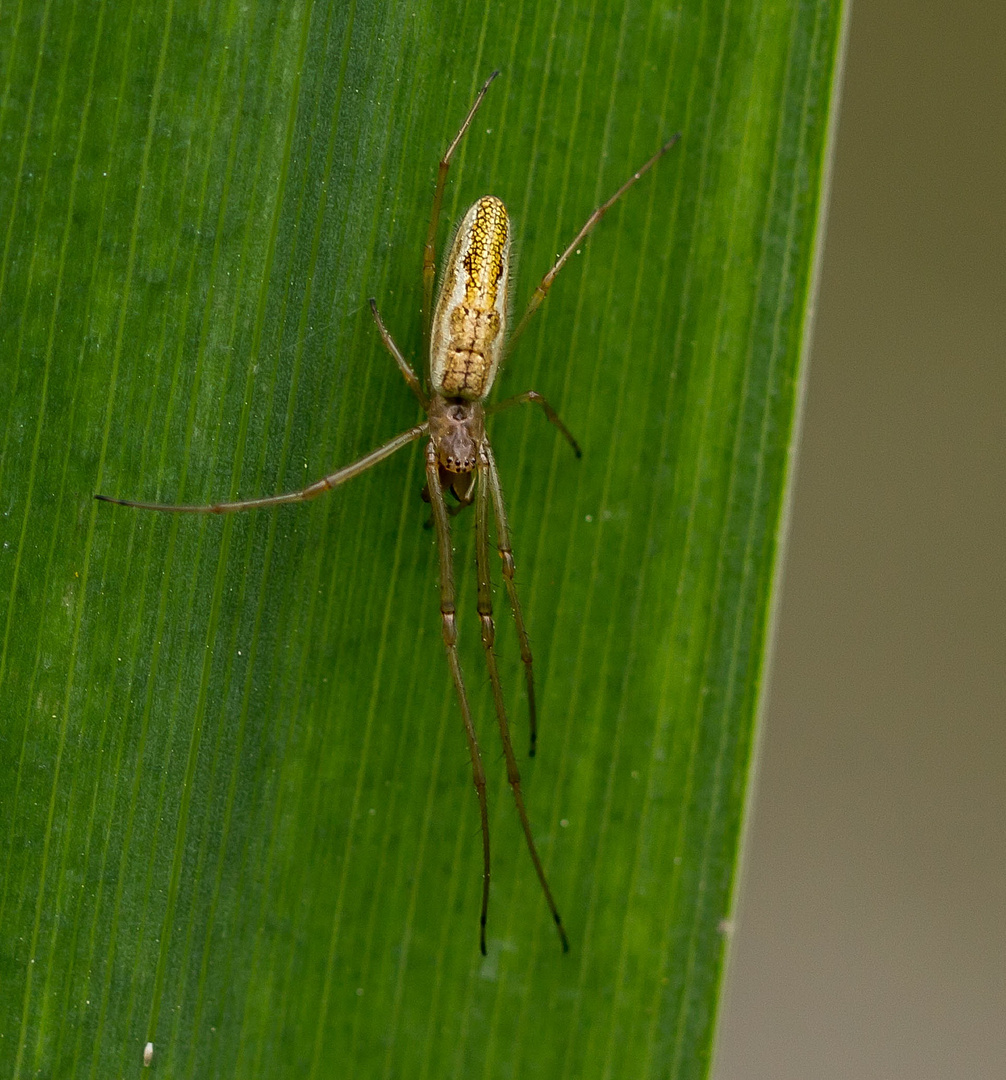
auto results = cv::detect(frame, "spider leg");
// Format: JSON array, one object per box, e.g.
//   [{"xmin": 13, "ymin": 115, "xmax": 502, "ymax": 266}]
[
  {"xmin": 425, "ymin": 442, "xmax": 491, "ymax": 956},
  {"xmin": 422, "ymin": 500, "xmax": 471, "ymax": 530},
  {"xmin": 421, "ymin": 471, "xmax": 477, "ymax": 529},
  {"xmin": 486, "ymin": 390, "xmax": 582, "ymax": 458},
  {"xmin": 95, "ymin": 423, "xmax": 428, "ymax": 513},
  {"xmin": 476, "ymin": 447, "xmax": 569, "ymax": 952},
  {"xmin": 422, "ymin": 70, "xmax": 500, "ymax": 339},
  {"xmin": 369, "ymin": 298, "xmax": 427, "ymax": 406},
  {"xmin": 481, "ymin": 442, "xmax": 541, "ymax": 756},
  {"xmin": 507, "ymin": 132, "xmax": 681, "ymax": 352}
]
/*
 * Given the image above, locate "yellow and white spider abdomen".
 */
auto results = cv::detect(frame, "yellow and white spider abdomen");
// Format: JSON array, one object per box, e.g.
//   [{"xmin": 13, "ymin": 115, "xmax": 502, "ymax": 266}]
[{"xmin": 430, "ymin": 195, "xmax": 510, "ymax": 401}]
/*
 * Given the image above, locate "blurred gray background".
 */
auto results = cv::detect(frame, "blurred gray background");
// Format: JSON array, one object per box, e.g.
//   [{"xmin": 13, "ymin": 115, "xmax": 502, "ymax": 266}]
[{"xmin": 714, "ymin": 1, "xmax": 1005, "ymax": 1078}]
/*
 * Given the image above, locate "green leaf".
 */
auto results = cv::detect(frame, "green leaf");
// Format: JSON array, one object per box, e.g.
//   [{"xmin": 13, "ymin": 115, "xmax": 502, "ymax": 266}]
[{"xmin": 1, "ymin": 1, "xmax": 844, "ymax": 1076}]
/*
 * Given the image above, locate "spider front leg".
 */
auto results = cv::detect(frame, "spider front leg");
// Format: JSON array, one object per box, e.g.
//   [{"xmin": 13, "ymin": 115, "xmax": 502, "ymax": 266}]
[
  {"xmin": 420, "ymin": 471, "xmax": 476, "ymax": 530},
  {"xmin": 476, "ymin": 448, "xmax": 570, "ymax": 952},
  {"xmin": 481, "ymin": 441, "xmax": 542, "ymax": 757},
  {"xmin": 425, "ymin": 441, "xmax": 491, "ymax": 955}
]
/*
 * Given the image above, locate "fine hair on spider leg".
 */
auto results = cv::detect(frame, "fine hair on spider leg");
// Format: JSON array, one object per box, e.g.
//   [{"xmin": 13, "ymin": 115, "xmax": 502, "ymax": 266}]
[{"xmin": 95, "ymin": 69, "xmax": 679, "ymax": 955}]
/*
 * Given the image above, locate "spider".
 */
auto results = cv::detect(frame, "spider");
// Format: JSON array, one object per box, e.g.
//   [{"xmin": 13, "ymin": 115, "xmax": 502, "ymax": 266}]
[{"xmin": 97, "ymin": 71, "xmax": 679, "ymax": 954}]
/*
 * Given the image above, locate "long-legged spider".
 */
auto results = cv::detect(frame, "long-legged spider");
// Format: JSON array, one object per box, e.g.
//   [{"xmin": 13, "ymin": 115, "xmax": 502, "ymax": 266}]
[{"xmin": 97, "ymin": 71, "xmax": 679, "ymax": 954}]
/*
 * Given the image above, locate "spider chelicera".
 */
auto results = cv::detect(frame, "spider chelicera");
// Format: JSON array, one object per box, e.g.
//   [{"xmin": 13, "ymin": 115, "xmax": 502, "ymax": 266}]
[{"xmin": 97, "ymin": 71, "xmax": 679, "ymax": 954}]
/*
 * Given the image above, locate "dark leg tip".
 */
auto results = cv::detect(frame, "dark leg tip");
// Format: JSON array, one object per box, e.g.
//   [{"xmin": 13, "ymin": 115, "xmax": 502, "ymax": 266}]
[{"xmin": 556, "ymin": 916, "xmax": 570, "ymax": 953}]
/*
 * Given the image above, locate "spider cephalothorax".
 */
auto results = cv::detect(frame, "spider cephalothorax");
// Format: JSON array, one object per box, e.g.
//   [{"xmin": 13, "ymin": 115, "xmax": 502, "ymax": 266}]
[
  {"xmin": 424, "ymin": 395, "xmax": 484, "ymax": 506},
  {"xmin": 427, "ymin": 395, "xmax": 484, "ymax": 475}
]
